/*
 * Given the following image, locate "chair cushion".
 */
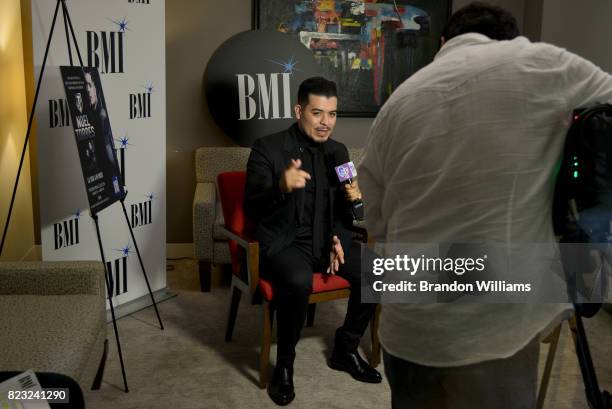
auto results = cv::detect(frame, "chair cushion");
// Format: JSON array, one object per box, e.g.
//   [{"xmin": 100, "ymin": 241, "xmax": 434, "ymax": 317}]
[
  {"xmin": 0, "ymin": 294, "xmax": 105, "ymax": 380},
  {"xmin": 259, "ymin": 273, "xmax": 350, "ymax": 301}
]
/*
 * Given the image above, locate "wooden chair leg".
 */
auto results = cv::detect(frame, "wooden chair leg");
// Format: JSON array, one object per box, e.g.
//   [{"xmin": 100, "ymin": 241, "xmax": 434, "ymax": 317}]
[
  {"xmin": 536, "ymin": 323, "xmax": 562, "ymax": 409},
  {"xmin": 369, "ymin": 305, "xmax": 381, "ymax": 368},
  {"xmin": 225, "ymin": 285, "xmax": 242, "ymax": 342},
  {"xmin": 198, "ymin": 261, "xmax": 211, "ymax": 292},
  {"xmin": 306, "ymin": 303, "xmax": 316, "ymax": 327},
  {"xmin": 91, "ymin": 339, "xmax": 108, "ymax": 390},
  {"xmin": 260, "ymin": 300, "xmax": 272, "ymax": 389}
]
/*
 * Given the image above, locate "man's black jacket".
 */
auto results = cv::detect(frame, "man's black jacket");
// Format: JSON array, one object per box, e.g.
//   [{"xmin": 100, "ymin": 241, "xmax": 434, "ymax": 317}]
[{"xmin": 244, "ymin": 123, "xmax": 356, "ymax": 258}]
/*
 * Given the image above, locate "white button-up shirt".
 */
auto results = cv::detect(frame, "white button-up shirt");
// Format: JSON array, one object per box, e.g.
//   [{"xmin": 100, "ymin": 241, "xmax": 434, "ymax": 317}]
[{"xmin": 360, "ymin": 33, "xmax": 612, "ymax": 366}]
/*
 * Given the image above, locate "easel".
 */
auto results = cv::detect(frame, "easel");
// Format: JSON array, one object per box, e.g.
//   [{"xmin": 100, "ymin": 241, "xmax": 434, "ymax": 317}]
[
  {"xmin": 572, "ymin": 304, "xmax": 612, "ymax": 409},
  {"xmin": 0, "ymin": 0, "xmax": 164, "ymax": 393}
]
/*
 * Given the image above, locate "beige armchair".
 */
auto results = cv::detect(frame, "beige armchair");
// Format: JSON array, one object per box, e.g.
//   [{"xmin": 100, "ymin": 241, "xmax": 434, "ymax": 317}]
[
  {"xmin": 193, "ymin": 147, "xmax": 251, "ymax": 291},
  {"xmin": 0, "ymin": 261, "xmax": 107, "ymax": 390}
]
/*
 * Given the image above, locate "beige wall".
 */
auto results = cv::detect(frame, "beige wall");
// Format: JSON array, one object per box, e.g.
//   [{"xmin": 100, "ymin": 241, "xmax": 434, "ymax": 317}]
[
  {"xmin": 0, "ymin": 0, "xmax": 35, "ymax": 261},
  {"xmin": 523, "ymin": 0, "xmax": 543, "ymax": 41},
  {"xmin": 542, "ymin": 0, "xmax": 612, "ymax": 73},
  {"xmin": 165, "ymin": 0, "xmax": 248, "ymax": 244}
]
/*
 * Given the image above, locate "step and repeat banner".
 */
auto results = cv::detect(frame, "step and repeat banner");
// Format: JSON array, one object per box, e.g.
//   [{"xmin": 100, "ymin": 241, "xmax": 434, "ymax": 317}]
[{"xmin": 30, "ymin": 0, "xmax": 166, "ymax": 308}]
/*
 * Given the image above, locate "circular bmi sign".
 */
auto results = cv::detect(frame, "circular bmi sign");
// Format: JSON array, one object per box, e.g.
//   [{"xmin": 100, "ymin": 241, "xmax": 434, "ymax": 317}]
[{"xmin": 204, "ymin": 30, "xmax": 323, "ymax": 147}]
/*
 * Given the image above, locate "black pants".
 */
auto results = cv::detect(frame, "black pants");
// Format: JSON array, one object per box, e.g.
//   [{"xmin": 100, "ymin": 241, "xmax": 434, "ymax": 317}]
[{"xmin": 262, "ymin": 238, "xmax": 377, "ymax": 368}]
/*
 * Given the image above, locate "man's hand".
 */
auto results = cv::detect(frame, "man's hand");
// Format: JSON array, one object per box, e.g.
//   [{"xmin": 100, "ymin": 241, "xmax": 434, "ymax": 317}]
[
  {"xmin": 279, "ymin": 159, "xmax": 311, "ymax": 193},
  {"xmin": 343, "ymin": 179, "xmax": 362, "ymax": 202},
  {"xmin": 326, "ymin": 235, "xmax": 345, "ymax": 274}
]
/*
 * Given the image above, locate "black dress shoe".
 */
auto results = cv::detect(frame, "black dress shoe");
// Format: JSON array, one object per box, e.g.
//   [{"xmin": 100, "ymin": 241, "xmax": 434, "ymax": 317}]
[
  {"xmin": 329, "ymin": 349, "xmax": 383, "ymax": 383},
  {"xmin": 268, "ymin": 366, "xmax": 295, "ymax": 406}
]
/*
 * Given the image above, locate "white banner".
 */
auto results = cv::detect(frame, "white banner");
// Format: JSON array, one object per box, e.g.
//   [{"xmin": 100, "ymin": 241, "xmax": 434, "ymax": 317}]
[{"xmin": 31, "ymin": 0, "xmax": 166, "ymax": 307}]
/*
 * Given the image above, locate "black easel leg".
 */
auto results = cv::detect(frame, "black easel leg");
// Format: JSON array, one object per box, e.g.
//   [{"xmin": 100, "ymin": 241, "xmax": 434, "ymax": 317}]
[
  {"xmin": 93, "ymin": 214, "xmax": 129, "ymax": 393},
  {"xmin": 120, "ymin": 148, "xmax": 126, "ymax": 187},
  {"xmin": 0, "ymin": 0, "xmax": 61, "ymax": 257},
  {"xmin": 61, "ymin": 0, "xmax": 84, "ymax": 67},
  {"xmin": 119, "ymin": 198, "xmax": 165, "ymax": 330},
  {"xmin": 61, "ymin": 1, "xmax": 73, "ymax": 66}
]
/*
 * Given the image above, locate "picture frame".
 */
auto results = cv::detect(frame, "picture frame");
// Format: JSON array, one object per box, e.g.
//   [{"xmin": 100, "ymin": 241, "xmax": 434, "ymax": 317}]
[{"xmin": 254, "ymin": 0, "xmax": 453, "ymax": 117}]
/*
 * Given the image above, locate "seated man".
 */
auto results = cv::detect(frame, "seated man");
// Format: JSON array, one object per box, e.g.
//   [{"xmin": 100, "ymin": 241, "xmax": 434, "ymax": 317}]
[{"xmin": 244, "ymin": 77, "xmax": 381, "ymax": 406}]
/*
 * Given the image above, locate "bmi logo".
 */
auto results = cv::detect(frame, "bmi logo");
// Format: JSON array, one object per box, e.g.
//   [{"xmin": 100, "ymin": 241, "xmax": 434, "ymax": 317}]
[
  {"xmin": 53, "ymin": 210, "xmax": 81, "ymax": 250},
  {"xmin": 106, "ymin": 244, "xmax": 133, "ymax": 297},
  {"xmin": 130, "ymin": 193, "xmax": 154, "ymax": 228},
  {"xmin": 236, "ymin": 73, "xmax": 292, "ymax": 120},
  {"xmin": 129, "ymin": 83, "xmax": 153, "ymax": 119},
  {"xmin": 49, "ymin": 98, "xmax": 70, "ymax": 128},
  {"xmin": 87, "ymin": 17, "xmax": 130, "ymax": 74}
]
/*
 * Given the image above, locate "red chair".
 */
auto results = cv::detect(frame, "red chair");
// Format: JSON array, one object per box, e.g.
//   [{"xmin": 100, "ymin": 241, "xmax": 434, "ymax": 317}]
[{"xmin": 217, "ymin": 171, "xmax": 381, "ymax": 388}]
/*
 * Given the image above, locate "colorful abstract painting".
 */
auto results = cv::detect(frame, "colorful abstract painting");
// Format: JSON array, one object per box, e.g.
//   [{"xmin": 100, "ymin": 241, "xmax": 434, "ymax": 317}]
[{"xmin": 256, "ymin": 0, "xmax": 451, "ymax": 116}]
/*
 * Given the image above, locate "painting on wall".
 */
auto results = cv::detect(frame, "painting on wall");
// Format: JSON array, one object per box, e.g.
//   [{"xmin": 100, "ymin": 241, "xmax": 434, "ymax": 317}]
[{"xmin": 255, "ymin": 0, "xmax": 452, "ymax": 116}]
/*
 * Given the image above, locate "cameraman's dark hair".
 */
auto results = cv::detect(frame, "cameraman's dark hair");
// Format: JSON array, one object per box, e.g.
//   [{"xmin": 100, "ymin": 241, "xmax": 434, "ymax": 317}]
[
  {"xmin": 297, "ymin": 77, "xmax": 338, "ymax": 106},
  {"xmin": 442, "ymin": 2, "xmax": 519, "ymax": 42}
]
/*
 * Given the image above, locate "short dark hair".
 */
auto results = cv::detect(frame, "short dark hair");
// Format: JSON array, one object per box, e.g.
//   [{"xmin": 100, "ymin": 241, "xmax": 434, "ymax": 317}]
[
  {"xmin": 442, "ymin": 2, "xmax": 519, "ymax": 42},
  {"xmin": 297, "ymin": 77, "xmax": 338, "ymax": 106}
]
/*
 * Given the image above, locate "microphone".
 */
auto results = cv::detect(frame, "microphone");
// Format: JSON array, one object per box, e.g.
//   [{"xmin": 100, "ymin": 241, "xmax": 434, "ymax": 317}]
[{"xmin": 334, "ymin": 159, "xmax": 364, "ymax": 221}]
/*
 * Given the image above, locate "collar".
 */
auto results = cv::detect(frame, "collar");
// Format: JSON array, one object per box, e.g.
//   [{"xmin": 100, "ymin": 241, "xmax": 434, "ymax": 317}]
[
  {"xmin": 435, "ymin": 33, "xmax": 496, "ymax": 60},
  {"xmin": 284, "ymin": 122, "xmax": 329, "ymax": 152}
]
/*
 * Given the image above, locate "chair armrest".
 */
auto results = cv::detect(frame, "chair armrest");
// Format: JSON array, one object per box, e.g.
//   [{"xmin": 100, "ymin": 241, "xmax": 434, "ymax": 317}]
[
  {"xmin": 217, "ymin": 224, "xmax": 260, "ymax": 297},
  {"xmin": 193, "ymin": 182, "xmax": 216, "ymax": 261},
  {"xmin": 0, "ymin": 261, "xmax": 105, "ymax": 297}
]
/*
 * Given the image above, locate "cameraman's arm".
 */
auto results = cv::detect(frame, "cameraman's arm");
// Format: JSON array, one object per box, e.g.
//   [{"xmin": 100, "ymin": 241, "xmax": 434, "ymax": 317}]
[
  {"xmin": 359, "ymin": 126, "xmax": 388, "ymax": 243},
  {"xmin": 562, "ymin": 49, "xmax": 612, "ymax": 109}
]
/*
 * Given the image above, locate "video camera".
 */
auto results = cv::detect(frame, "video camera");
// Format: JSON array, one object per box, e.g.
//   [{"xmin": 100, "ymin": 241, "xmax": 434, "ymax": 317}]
[{"xmin": 553, "ymin": 103, "xmax": 612, "ymax": 409}]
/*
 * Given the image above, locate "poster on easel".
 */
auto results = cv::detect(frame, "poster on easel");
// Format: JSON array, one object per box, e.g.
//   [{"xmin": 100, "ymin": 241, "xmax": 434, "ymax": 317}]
[
  {"xmin": 31, "ymin": 0, "xmax": 166, "ymax": 309},
  {"xmin": 60, "ymin": 66, "xmax": 124, "ymax": 214}
]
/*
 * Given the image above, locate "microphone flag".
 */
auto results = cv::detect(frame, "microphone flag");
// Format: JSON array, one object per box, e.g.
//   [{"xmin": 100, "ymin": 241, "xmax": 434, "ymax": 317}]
[{"xmin": 335, "ymin": 161, "xmax": 358, "ymax": 182}]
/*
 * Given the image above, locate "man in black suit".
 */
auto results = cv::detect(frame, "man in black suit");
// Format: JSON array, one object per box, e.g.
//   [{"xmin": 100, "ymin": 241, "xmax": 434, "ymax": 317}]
[{"xmin": 244, "ymin": 77, "xmax": 381, "ymax": 406}]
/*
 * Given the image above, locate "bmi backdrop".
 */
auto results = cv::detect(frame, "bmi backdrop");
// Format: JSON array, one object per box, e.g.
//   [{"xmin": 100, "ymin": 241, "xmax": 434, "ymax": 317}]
[{"xmin": 30, "ymin": 0, "xmax": 166, "ymax": 308}]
